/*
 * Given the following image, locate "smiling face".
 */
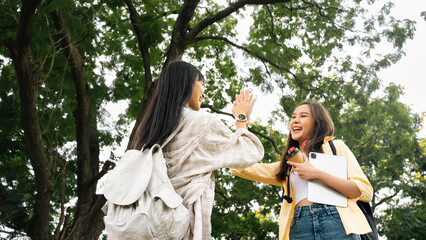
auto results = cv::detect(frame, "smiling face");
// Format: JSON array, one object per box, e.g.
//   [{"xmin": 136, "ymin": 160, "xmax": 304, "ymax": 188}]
[
  {"xmin": 290, "ymin": 104, "xmax": 316, "ymax": 147},
  {"xmin": 187, "ymin": 76, "xmax": 205, "ymax": 111}
]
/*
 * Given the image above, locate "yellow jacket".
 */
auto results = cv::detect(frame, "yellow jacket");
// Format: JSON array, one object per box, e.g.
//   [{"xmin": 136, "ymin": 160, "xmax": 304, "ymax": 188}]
[{"xmin": 231, "ymin": 139, "xmax": 373, "ymax": 240}]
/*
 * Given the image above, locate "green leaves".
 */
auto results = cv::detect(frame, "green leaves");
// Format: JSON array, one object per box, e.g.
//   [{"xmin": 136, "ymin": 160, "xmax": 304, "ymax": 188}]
[
  {"xmin": 383, "ymin": 19, "xmax": 416, "ymax": 49},
  {"xmin": 0, "ymin": 0, "xmax": 424, "ymax": 239},
  {"xmin": 212, "ymin": 170, "xmax": 281, "ymax": 239},
  {"xmin": 380, "ymin": 203, "xmax": 426, "ymax": 240}
]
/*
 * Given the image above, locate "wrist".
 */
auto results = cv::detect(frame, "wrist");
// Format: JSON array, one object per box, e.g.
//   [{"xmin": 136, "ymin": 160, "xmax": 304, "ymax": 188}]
[
  {"xmin": 314, "ymin": 168, "xmax": 325, "ymax": 181},
  {"xmin": 235, "ymin": 121, "xmax": 248, "ymax": 129}
]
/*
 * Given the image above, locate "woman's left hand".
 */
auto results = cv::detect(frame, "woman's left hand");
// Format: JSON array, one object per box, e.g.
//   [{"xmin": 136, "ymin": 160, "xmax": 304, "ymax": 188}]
[{"xmin": 287, "ymin": 154, "xmax": 320, "ymax": 181}]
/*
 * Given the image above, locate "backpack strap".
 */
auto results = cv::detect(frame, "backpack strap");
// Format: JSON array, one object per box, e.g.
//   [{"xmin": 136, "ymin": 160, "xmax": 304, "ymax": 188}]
[{"xmin": 328, "ymin": 140, "xmax": 337, "ymax": 156}]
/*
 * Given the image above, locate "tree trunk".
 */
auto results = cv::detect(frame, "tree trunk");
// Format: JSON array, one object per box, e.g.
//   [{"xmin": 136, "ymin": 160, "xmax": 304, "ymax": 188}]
[
  {"xmin": 51, "ymin": 8, "xmax": 103, "ymax": 239},
  {"xmin": 165, "ymin": 0, "xmax": 200, "ymax": 65},
  {"xmin": 3, "ymin": 0, "xmax": 54, "ymax": 239}
]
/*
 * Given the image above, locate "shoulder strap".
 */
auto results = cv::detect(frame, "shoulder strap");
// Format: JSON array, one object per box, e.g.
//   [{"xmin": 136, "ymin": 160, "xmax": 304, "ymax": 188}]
[
  {"xmin": 282, "ymin": 172, "xmax": 293, "ymax": 203},
  {"xmin": 160, "ymin": 110, "xmax": 192, "ymax": 148},
  {"xmin": 328, "ymin": 140, "xmax": 337, "ymax": 156}
]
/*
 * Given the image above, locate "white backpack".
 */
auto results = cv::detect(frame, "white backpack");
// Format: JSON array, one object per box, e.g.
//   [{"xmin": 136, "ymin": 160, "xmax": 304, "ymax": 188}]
[{"xmin": 102, "ymin": 114, "xmax": 190, "ymax": 239}]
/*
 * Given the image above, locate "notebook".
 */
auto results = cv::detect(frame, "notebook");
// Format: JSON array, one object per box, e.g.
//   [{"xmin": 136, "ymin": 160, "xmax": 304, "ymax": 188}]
[{"xmin": 307, "ymin": 152, "xmax": 348, "ymax": 207}]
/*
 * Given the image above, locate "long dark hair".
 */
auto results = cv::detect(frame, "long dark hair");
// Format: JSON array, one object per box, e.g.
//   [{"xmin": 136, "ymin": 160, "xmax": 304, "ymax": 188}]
[
  {"xmin": 276, "ymin": 101, "xmax": 334, "ymax": 180},
  {"xmin": 131, "ymin": 60, "xmax": 204, "ymax": 150}
]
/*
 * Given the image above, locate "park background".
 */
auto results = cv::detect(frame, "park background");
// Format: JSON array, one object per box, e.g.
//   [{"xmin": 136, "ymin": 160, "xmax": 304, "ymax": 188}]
[{"xmin": 0, "ymin": 0, "xmax": 425, "ymax": 239}]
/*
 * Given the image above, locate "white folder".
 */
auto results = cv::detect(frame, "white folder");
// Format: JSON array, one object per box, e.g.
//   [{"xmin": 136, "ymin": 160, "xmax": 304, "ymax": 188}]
[{"xmin": 308, "ymin": 152, "xmax": 348, "ymax": 207}]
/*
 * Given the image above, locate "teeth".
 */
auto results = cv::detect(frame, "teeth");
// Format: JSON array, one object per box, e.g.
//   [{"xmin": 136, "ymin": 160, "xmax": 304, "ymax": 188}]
[{"xmin": 293, "ymin": 127, "xmax": 302, "ymax": 130}]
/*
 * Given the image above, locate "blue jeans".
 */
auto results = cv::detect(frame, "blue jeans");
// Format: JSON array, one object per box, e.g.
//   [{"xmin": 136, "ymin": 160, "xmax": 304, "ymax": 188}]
[{"xmin": 290, "ymin": 204, "xmax": 361, "ymax": 240}]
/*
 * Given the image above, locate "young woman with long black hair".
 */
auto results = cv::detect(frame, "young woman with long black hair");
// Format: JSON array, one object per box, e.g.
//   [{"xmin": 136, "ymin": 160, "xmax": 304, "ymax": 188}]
[
  {"xmin": 232, "ymin": 101, "xmax": 373, "ymax": 240},
  {"xmin": 131, "ymin": 60, "xmax": 264, "ymax": 239}
]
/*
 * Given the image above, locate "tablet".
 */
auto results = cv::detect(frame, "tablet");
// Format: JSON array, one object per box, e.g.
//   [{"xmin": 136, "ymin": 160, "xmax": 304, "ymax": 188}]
[{"xmin": 308, "ymin": 152, "xmax": 348, "ymax": 207}]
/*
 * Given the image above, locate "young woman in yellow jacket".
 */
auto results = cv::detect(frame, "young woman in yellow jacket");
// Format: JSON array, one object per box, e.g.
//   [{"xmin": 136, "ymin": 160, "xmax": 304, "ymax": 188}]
[{"xmin": 232, "ymin": 101, "xmax": 373, "ymax": 240}]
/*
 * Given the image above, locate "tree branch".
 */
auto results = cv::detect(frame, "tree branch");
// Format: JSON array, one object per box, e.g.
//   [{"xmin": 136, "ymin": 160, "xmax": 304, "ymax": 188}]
[
  {"xmin": 194, "ymin": 35, "xmax": 313, "ymax": 91},
  {"xmin": 42, "ymin": 52, "xmax": 68, "ymax": 136},
  {"xmin": 188, "ymin": 0, "xmax": 291, "ymax": 40},
  {"xmin": 53, "ymin": 160, "xmax": 67, "ymax": 240},
  {"xmin": 300, "ymin": 0, "xmax": 349, "ymax": 31},
  {"xmin": 249, "ymin": 127, "xmax": 283, "ymax": 155},
  {"xmin": 353, "ymin": 127, "xmax": 381, "ymax": 151},
  {"xmin": 90, "ymin": 161, "xmax": 113, "ymax": 187},
  {"xmin": 123, "ymin": 0, "xmax": 153, "ymax": 93},
  {"xmin": 354, "ymin": 128, "xmax": 382, "ymax": 162},
  {"xmin": 201, "ymin": 103, "xmax": 233, "ymax": 118},
  {"xmin": 373, "ymin": 191, "xmax": 399, "ymax": 212},
  {"xmin": 195, "ymin": 35, "xmax": 336, "ymax": 96},
  {"xmin": 196, "ymin": 36, "xmax": 298, "ymax": 77},
  {"xmin": 59, "ymin": 207, "xmax": 71, "ymax": 240},
  {"xmin": 214, "ymin": 188, "xmax": 233, "ymax": 207}
]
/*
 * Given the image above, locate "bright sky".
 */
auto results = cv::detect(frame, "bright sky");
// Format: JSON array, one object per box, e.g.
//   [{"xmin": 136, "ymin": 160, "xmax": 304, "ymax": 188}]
[{"xmin": 377, "ymin": 0, "xmax": 426, "ymax": 138}]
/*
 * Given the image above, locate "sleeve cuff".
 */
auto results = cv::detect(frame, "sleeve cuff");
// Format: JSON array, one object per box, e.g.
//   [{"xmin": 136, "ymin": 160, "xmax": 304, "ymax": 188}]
[
  {"xmin": 351, "ymin": 179, "xmax": 373, "ymax": 202},
  {"xmin": 236, "ymin": 127, "xmax": 249, "ymax": 134}
]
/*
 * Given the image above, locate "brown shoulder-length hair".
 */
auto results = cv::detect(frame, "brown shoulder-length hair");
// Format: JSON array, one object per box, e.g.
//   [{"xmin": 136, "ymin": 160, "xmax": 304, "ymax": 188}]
[
  {"xmin": 130, "ymin": 60, "xmax": 204, "ymax": 150},
  {"xmin": 276, "ymin": 101, "xmax": 334, "ymax": 180}
]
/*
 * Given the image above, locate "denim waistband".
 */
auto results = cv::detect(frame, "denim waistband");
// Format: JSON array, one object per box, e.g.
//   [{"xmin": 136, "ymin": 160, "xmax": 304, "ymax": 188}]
[{"xmin": 294, "ymin": 204, "xmax": 337, "ymax": 218}]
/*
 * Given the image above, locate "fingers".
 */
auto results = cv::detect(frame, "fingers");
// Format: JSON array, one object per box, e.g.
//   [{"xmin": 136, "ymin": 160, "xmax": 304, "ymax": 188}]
[
  {"xmin": 236, "ymin": 89, "xmax": 248, "ymax": 102},
  {"xmin": 247, "ymin": 97, "xmax": 256, "ymax": 115},
  {"xmin": 287, "ymin": 161, "xmax": 299, "ymax": 174},
  {"xmin": 248, "ymin": 92, "xmax": 254, "ymax": 103},
  {"xmin": 243, "ymin": 89, "xmax": 249, "ymax": 101},
  {"xmin": 236, "ymin": 89, "xmax": 243, "ymax": 102},
  {"xmin": 236, "ymin": 89, "xmax": 253, "ymax": 103},
  {"xmin": 233, "ymin": 89, "xmax": 256, "ymax": 118}
]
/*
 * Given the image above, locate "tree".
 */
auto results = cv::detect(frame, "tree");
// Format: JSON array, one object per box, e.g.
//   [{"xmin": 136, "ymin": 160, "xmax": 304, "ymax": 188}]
[{"xmin": 0, "ymin": 0, "xmax": 424, "ymax": 239}]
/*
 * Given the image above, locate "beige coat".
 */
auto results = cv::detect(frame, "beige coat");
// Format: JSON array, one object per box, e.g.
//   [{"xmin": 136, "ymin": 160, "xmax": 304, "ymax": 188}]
[{"xmin": 163, "ymin": 107, "xmax": 264, "ymax": 239}]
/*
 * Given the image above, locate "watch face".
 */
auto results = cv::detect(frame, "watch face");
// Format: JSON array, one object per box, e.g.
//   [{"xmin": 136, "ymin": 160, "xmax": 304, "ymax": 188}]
[{"xmin": 238, "ymin": 114, "xmax": 246, "ymax": 120}]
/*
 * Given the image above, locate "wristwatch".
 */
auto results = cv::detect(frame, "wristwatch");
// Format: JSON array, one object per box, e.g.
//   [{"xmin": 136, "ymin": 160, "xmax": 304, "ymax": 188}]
[{"xmin": 235, "ymin": 113, "xmax": 248, "ymax": 122}]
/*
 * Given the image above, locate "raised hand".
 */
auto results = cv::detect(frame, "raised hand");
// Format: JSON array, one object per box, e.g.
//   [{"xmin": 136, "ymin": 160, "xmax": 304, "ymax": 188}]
[{"xmin": 232, "ymin": 89, "xmax": 256, "ymax": 119}]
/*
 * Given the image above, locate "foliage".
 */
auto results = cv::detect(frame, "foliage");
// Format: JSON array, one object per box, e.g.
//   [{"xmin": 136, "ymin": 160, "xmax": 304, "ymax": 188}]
[
  {"xmin": 380, "ymin": 203, "xmax": 426, "ymax": 240},
  {"xmin": 0, "ymin": 0, "xmax": 424, "ymax": 239}
]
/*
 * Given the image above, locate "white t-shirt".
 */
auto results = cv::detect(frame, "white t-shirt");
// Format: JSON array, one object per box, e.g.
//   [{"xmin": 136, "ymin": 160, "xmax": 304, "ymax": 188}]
[{"xmin": 290, "ymin": 171, "xmax": 308, "ymax": 205}]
